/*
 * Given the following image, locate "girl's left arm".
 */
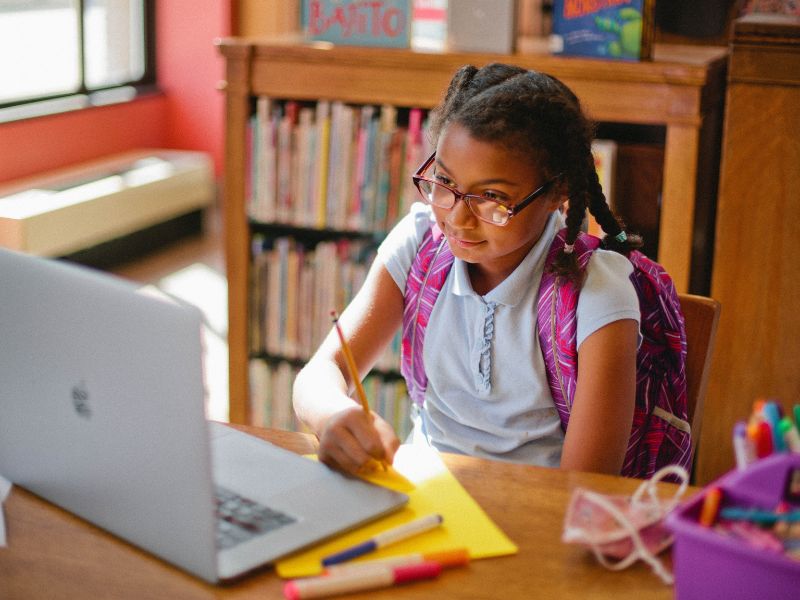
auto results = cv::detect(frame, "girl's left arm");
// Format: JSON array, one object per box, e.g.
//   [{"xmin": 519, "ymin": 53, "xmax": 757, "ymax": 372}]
[{"xmin": 559, "ymin": 318, "xmax": 638, "ymax": 475}]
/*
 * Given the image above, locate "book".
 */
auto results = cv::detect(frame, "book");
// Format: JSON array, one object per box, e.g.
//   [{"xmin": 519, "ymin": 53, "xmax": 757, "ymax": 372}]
[
  {"xmin": 254, "ymin": 97, "xmax": 277, "ymax": 223},
  {"xmin": 294, "ymin": 106, "xmax": 315, "ymax": 227},
  {"xmin": 410, "ymin": 0, "xmax": 447, "ymax": 51},
  {"xmin": 276, "ymin": 102, "xmax": 299, "ymax": 224},
  {"xmin": 550, "ymin": 0, "xmax": 655, "ymax": 61},
  {"xmin": 303, "ymin": 0, "xmax": 412, "ymax": 48},
  {"xmin": 586, "ymin": 138, "xmax": 618, "ymax": 237},
  {"xmin": 249, "ymin": 359, "xmax": 271, "ymax": 427},
  {"xmin": 313, "ymin": 101, "xmax": 331, "ymax": 228}
]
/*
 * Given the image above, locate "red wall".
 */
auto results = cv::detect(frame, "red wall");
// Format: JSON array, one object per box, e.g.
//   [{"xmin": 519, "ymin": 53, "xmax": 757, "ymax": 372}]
[
  {"xmin": 0, "ymin": 1, "xmax": 230, "ymax": 184},
  {"xmin": 156, "ymin": 0, "xmax": 230, "ymax": 176}
]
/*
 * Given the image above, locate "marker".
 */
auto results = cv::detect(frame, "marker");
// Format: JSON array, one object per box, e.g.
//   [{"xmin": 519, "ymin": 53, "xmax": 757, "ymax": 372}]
[
  {"xmin": 321, "ymin": 514, "xmax": 444, "ymax": 566},
  {"xmin": 779, "ymin": 417, "xmax": 800, "ymax": 453},
  {"xmin": 699, "ymin": 487, "xmax": 722, "ymax": 527},
  {"xmin": 324, "ymin": 548, "xmax": 469, "ymax": 576},
  {"xmin": 719, "ymin": 507, "xmax": 800, "ymax": 524},
  {"xmin": 733, "ymin": 421, "xmax": 755, "ymax": 470},
  {"xmin": 284, "ymin": 561, "xmax": 442, "ymax": 599},
  {"xmin": 774, "ymin": 501, "xmax": 791, "ymax": 538},
  {"xmin": 762, "ymin": 401, "xmax": 784, "ymax": 452},
  {"xmin": 752, "ymin": 398, "xmax": 766, "ymax": 417},
  {"xmin": 746, "ymin": 421, "xmax": 761, "ymax": 454},
  {"xmin": 794, "ymin": 405, "xmax": 800, "ymax": 431},
  {"xmin": 754, "ymin": 420, "xmax": 774, "ymax": 458}
]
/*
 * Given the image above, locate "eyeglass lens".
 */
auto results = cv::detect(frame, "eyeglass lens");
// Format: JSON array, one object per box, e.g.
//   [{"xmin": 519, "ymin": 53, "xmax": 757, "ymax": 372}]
[{"xmin": 416, "ymin": 179, "xmax": 511, "ymax": 225}]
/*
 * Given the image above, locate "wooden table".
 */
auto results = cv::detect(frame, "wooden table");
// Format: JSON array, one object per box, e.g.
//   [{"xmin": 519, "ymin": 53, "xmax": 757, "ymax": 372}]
[{"xmin": 0, "ymin": 425, "xmax": 696, "ymax": 599}]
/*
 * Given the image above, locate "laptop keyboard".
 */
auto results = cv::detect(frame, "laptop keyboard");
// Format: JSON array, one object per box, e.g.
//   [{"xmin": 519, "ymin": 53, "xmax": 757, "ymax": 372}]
[{"xmin": 214, "ymin": 485, "xmax": 296, "ymax": 550}]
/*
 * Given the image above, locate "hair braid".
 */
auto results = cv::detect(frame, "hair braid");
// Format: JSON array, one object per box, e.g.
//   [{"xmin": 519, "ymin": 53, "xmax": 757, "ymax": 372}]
[
  {"xmin": 585, "ymin": 161, "xmax": 643, "ymax": 253},
  {"xmin": 549, "ymin": 108, "xmax": 593, "ymax": 281}
]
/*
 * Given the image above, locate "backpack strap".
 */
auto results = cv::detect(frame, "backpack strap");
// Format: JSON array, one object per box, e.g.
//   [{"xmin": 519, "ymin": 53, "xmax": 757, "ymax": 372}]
[
  {"xmin": 400, "ymin": 224, "xmax": 454, "ymax": 406},
  {"xmin": 536, "ymin": 229, "xmax": 601, "ymax": 428},
  {"xmin": 401, "ymin": 225, "xmax": 598, "ymax": 413}
]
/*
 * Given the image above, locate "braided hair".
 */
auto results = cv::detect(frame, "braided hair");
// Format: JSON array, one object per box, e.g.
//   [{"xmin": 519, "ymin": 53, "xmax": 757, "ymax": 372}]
[{"xmin": 428, "ymin": 63, "xmax": 642, "ymax": 280}]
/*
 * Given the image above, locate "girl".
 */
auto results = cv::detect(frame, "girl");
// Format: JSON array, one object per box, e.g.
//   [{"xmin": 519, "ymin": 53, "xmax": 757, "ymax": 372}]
[{"xmin": 293, "ymin": 63, "xmax": 641, "ymax": 476}]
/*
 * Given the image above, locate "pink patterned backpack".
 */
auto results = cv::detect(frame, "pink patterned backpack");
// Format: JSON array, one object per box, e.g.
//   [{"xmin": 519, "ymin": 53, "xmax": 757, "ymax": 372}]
[{"xmin": 400, "ymin": 224, "xmax": 692, "ymax": 479}]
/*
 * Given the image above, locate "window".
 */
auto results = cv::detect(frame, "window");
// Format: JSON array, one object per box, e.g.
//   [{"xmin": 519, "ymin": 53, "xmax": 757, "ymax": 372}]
[{"xmin": 0, "ymin": 0, "xmax": 154, "ymax": 113}]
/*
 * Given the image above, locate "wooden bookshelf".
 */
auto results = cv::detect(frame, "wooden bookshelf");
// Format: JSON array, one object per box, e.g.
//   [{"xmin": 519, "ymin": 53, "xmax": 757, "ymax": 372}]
[{"xmin": 216, "ymin": 38, "xmax": 728, "ymax": 425}]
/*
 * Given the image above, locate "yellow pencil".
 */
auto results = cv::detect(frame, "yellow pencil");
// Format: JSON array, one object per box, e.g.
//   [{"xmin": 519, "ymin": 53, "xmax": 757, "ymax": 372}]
[
  {"xmin": 331, "ymin": 310, "xmax": 370, "ymax": 416},
  {"xmin": 330, "ymin": 310, "xmax": 386, "ymax": 471}
]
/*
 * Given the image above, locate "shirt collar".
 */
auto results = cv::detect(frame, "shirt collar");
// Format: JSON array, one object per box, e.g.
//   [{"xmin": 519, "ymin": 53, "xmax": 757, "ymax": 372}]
[{"xmin": 451, "ymin": 210, "xmax": 564, "ymax": 306}]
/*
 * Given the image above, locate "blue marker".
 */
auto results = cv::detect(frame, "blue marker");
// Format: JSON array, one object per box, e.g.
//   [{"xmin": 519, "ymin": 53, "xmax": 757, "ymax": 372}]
[
  {"xmin": 720, "ymin": 507, "xmax": 800, "ymax": 524},
  {"xmin": 762, "ymin": 401, "xmax": 785, "ymax": 452},
  {"xmin": 321, "ymin": 514, "xmax": 444, "ymax": 566}
]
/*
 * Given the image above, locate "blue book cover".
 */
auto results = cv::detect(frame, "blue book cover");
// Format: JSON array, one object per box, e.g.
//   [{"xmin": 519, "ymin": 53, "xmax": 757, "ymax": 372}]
[
  {"xmin": 550, "ymin": 0, "xmax": 655, "ymax": 61},
  {"xmin": 303, "ymin": 0, "xmax": 411, "ymax": 48}
]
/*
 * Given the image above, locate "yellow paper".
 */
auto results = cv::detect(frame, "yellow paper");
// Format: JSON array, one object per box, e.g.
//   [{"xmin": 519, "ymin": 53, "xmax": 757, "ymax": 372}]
[
  {"xmin": 302, "ymin": 456, "xmax": 416, "ymax": 494},
  {"xmin": 276, "ymin": 444, "xmax": 518, "ymax": 578},
  {"xmin": 356, "ymin": 462, "xmax": 416, "ymax": 493}
]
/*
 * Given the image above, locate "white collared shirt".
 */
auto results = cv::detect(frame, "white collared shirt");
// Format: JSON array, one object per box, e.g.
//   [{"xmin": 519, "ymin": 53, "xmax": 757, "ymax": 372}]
[{"xmin": 378, "ymin": 203, "xmax": 640, "ymax": 467}]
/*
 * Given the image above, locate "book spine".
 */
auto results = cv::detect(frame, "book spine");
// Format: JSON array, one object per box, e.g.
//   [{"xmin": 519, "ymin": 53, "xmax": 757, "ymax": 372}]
[
  {"xmin": 315, "ymin": 101, "xmax": 331, "ymax": 229},
  {"xmin": 640, "ymin": 0, "xmax": 655, "ymax": 61}
]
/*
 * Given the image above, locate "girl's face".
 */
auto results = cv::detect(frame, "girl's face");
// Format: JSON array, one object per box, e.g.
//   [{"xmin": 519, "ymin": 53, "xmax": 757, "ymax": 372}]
[{"xmin": 432, "ymin": 122, "xmax": 563, "ymax": 287}]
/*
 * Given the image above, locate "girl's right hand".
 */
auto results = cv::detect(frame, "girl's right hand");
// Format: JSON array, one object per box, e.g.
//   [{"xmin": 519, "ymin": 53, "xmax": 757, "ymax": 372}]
[{"xmin": 317, "ymin": 406, "xmax": 400, "ymax": 476}]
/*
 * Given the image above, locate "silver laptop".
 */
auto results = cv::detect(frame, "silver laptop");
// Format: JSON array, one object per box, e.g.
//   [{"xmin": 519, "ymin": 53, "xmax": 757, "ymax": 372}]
[{"xmin": 0, "ymin": 248, "xmax": 407, "ymax": 583}]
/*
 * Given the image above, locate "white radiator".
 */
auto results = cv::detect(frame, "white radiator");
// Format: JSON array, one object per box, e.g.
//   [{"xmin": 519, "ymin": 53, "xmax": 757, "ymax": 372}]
[{"xmin": 0, "ymin": 149, "xmax": 214, "ymax": 257}]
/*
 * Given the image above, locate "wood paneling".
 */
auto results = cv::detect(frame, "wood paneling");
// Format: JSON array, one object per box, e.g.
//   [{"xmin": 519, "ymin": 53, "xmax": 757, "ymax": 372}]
[{"xmin": 697, "ymin": 13, "xmax": 800, "ymax": 484}]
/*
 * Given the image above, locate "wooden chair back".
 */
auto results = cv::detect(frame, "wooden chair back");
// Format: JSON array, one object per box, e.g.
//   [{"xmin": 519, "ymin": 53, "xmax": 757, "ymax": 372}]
[{"xmin": 678, "ymin": 293, "xmax": 721, "ymax": 463}]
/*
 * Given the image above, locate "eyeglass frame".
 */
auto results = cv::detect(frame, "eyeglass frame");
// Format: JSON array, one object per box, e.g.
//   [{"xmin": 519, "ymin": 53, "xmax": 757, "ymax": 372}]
[{"xmin": 411, "ymin": 152, "xmax": 563, "ymax": 226}]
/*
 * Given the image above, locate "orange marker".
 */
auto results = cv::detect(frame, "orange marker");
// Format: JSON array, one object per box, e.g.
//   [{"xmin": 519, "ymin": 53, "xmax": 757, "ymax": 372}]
[
  {"xmin": 699, "ymin": 487, "xmax": 722, "ymax": 527},
  {"xmin": 752, "ymin": 398, "xmax": 766, "ymax": 418},
  {"xmin": 324, "ymin": 548, "xmax": 470, "ymax": 576}
]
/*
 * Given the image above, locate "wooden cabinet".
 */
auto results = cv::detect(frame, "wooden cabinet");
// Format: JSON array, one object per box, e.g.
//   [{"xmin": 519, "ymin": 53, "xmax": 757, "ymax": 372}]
[
  {"xmin": 697, "ymin": 14, "xmax": 800, "ymax": 485},
  {"xmin": 216, "ymin": 38, "xmax": 728, "ymax": 425}
]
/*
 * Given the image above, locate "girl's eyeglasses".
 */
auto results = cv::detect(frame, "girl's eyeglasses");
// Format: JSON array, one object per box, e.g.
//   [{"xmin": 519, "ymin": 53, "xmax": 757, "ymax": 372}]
[{"xmin": 411, "ymin": 152, "xmax": 562, "ymax": 226}]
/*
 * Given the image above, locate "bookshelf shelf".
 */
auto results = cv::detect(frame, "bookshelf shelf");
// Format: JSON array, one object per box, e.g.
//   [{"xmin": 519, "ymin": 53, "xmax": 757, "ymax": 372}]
[
  {"xmin": 217, "ymin": 38, "xmax": 728, "ymax": 425},
  {"xmin": 248, "ymin": 220, "xmax": 382, "ymax": 242}
]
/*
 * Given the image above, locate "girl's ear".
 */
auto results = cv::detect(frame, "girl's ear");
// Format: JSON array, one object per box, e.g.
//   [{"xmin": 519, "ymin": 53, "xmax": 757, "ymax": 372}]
[
  {"xmin": 545, "ymin": 183, "xmax": 569, "ymax": 213},
  {"xmin": 545, "ymin": 195, "xmax": 565, "ymax": 214}
]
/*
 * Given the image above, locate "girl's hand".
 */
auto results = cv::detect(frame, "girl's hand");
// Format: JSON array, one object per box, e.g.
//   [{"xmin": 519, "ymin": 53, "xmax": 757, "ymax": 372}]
[{"xmin": 317, "ymin": 406, "xmax": 400, "ymax": 476}]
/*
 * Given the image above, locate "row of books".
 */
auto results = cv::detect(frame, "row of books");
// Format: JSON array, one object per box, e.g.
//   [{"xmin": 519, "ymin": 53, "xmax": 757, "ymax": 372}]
[
  {"xmin": 249, "ymin": 234, "xmax": 401, "ymax": 373},
  {"xmin": 248, "ymin": 96, "xmax": 617, "ymax": 237},
  {"xmin": 248, "ymin": 358, "xmax": 412, "ymax": 438},
  {"xmin": 249, "ymin": 98, "xmax": 433, "ymax": 232}
]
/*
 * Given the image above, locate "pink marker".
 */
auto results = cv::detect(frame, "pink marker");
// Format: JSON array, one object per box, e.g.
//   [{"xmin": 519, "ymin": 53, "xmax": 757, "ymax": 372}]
[{"xmin": 283, "ymin": 561, "xmax": 442, "ymax": 599}]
